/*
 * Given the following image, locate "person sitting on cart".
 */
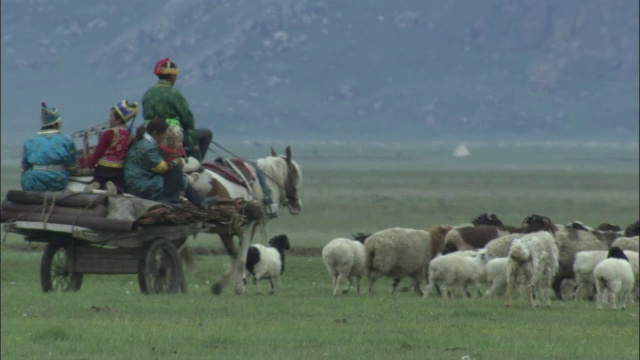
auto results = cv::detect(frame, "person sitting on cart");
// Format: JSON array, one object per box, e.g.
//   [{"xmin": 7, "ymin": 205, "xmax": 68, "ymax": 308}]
[
  {"xmin": 141, "ymin": 57, "xmax": 212, "ymax": 161},
  {"xmin": 123, "ymin": 118, "xmax": 216, "ymax": 209},
  {"xmin": 86, "ymin": 100, "xmax": 139, "ymax": 195},
  {"xmin": 21, "ymin": 102, "xmax": 79, "ymax": 192}
]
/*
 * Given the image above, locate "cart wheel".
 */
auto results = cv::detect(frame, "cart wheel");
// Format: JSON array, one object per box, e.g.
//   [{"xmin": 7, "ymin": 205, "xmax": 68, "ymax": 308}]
[
  {"xmin": 138, "ymin": 239, "xmax": 181, "ymax": 294},
  {"xmin": 40, "ymin": 241, "xmax": 83, "ymax": 292}
]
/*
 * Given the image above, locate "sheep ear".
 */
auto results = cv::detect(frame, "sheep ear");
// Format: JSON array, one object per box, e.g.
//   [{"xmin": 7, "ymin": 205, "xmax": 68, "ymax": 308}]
[{"xmin": 271, "ymin": 146, "xmax": 278, "ymax": 157}]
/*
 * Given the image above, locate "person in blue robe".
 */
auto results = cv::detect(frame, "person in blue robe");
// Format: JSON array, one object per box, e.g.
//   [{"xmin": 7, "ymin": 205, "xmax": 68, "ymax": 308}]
[{"xmin": 21, "ymin": 103, "xmax": 79, "ymax": 192}]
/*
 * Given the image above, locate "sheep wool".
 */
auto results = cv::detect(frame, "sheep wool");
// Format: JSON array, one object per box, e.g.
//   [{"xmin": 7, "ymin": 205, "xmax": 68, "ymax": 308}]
[
  {"xmin": 322, "ymin": 237, "xmax": 366, "ymax": 296},
  {"xmin": 611, "ymin": 236, "xmax": 639, "ymax": 253},
  {"xmin": 424, "ymin": 249, "xmax": 491, "ymax": 299},
  {"xmin": 594, "ymin": 258, "xmax": 634, "ymax": 310},
  {"xmin": 484, "ymin": 257, "xmax": 509, "ymax": 297},
  {"xmin": 505, "ymin": 231, "xmax": 559, "ymax": 308},
  {"xmin": 244, "ymin": 234, "xmax": 290, "ymax": 294},
  {"xmin": 365, "ymin": 227, "xmax": 433, "ymax": 296},
  {"xmin": 574, "ymin": 250, "xmax": 639, "ymax": 302}
]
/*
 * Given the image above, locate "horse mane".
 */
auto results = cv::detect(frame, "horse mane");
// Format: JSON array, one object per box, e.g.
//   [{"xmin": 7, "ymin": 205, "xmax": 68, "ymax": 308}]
[{"xmin": 255, "ymin": 155, "xmax": 302, "ymax": 188}]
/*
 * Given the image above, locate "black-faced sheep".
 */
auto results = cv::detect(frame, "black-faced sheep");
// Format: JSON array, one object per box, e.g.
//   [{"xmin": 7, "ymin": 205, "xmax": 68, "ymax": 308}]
[
  {"xmin": 322, "ymin": 235, "xmax": 367, "ymax": 296},
  {"xmin": 244, "ymin": 234, "xmax": 290, "ymax": 294},
  {"xmin": 505, "ymin": 216, "xmax": 559, "ymax": 309},
  {"xmin": 573, "ymin": 249, "xmax": 639, "ymax": 301},
  {"xmin": 594, "ymin": 247, "xmax": 635, "ymax": 310},
  {"xmin": 364, "ymin": 227, "xmax": 433, "ymax": 296},
  {"xmin": 424, "ymin": 249, "xmax": 492, "ymax": 299}
]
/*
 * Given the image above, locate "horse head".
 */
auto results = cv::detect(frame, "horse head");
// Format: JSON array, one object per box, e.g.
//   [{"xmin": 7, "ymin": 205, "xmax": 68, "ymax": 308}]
[{"xmin": 270, "ymin": 146, "xmax": 302, "ymax": 215}]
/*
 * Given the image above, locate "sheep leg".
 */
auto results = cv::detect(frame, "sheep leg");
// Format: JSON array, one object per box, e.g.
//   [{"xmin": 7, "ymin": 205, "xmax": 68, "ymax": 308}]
[
  {"xmin": 268, "ymin": 278, "xmax": 275, "ymax": 294},
  {"xmin": 355, "ymin": 277, "xmax": 361, "ymax": 295},
  {"xmin": 391, "ymin": 278, "xmax": 401, "ymax": 294},
  {"xmin": 505, "ymin": 275, "xmax": 513, "ymax": 307},
  {"xmin": 367, "ymin": 273, "xmax": 379, "ymax": 295},
  {"xmin": 423, "ymin": 283, "xmax": 433, "ymax": 299},
  {"xmin": 595, "ymin": 281, "xmax": 604, "ymax": 309},
  {"xmin": 332, "ymin": 274, "xmax": 340, "ymax": 296},
  {"xmin": 343, "ymin": 277, "xmax": 352, "ymax": 295},
  {"xmin": 552, "ymin": 276, "xmax": 565, "ymax": 300},
  {"xmin": 526, "ymin": 285, "xmax": 536, "ymax": 308}
]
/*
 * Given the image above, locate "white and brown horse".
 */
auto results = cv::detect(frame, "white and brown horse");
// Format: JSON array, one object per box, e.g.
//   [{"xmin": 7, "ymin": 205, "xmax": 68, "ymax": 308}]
[{"xmin": 192, "ymin": 146, "xmax": 303, "ymax": 295}]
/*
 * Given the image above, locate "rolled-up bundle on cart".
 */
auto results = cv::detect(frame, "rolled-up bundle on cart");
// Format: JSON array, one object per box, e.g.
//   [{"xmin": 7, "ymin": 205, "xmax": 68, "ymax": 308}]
[
  {"xmin": 6, "ymin": 190, "xmax": 107, "ymax": 209},
  {"xmin": 1, "ymin": 200, "xmax": 108, "ymax": 217},
  {"xmin": 0, "ymin": 210, "xmax": 139, "ymax": 232}
]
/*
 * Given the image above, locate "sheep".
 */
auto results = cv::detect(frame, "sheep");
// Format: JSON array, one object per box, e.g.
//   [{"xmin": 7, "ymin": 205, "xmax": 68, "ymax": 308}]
[
  {"xmin": 611, "ymin": 236, "xmax": 639, "ymax": 253},
  {"xmin": 594, "ymin": 247, "xmax": 635, "ymax": 310},
  {"xmin": 573, "ymin": 249, "xmax": 639, "ymax": 301},
  {"xmin": 624, "ymin": 220, "xmax": 639, "ymax": 237},
  {"xmin": 424, "ymin": 249, "xmax": 492, "ymax": 299},
  {"xmin": 322, "ymin": 235, "xmax": 367, "ymax": 296},
  {"xmin": 484, "ymin": 234, "xmax": 525, "ymax": 259},
  {"xmin": 552, "ymin": 226, "xmax": 614, "ymax": 300},
  {"xmin": 505, "ymin": 216, "xmax": 559, "ymax": 308},
  {"xmin": 428, "ymin": 224, "xmax": 453, "ymax": 256},
  {"xmin": 442, "ymin": 214, "xmax": 554, "ymax": 254},
  {"xmin": 484, "ymin": 257, "xmax": 509, "ymax": 297},
  {"xmin": 364, "ymin": 227, "xmax": 433, "ymax": 296},
  {"xmin": 244, "ymin": 234, "xmax": 290, "ymax": 294}
]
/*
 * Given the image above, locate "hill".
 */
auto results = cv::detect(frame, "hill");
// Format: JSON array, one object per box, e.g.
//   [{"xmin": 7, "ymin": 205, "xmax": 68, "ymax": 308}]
[{"xmin": 1, "ymin": 0, "xmax": 638, "ymax": 144}]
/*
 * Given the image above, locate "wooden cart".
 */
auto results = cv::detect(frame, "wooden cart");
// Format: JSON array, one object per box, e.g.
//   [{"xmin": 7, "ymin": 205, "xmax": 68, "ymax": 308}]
[{"xmin": 3, "ymin": 221, "xmax": 203, "ymax": 294}]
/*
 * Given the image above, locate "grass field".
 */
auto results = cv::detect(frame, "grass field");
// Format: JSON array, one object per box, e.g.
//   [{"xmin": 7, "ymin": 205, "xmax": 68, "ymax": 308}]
[{"xmin": 1, "ymin": 143, "xmax": 639, "ymax": 359}]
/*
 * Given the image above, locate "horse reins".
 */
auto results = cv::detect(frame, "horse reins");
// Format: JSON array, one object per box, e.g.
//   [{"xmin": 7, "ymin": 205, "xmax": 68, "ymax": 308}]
[{"xmin": 209, "ymin": 141, "xmax": 298, "ymax": 205}]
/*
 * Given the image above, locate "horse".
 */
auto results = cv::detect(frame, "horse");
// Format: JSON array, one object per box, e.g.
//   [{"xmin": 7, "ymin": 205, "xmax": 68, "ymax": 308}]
[{"xmin": 192, "ymin": 146, "xmax": 303, "ymax": 295}]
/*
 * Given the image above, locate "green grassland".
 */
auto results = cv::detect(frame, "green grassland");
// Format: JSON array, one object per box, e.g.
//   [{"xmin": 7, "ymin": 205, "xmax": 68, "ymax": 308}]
[{"xmin": 1, "ymin": 143, "xmax": 639, "ymax": 359}]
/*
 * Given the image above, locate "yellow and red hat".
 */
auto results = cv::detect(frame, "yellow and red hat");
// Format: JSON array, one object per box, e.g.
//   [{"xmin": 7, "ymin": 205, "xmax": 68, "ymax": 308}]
[{"xmin": 153, "ymin": 58, "xmax": 179, "ymax": 76}]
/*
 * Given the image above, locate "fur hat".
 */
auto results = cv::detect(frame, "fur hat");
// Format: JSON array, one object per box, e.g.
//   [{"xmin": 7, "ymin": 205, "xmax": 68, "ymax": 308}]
[
  {"xmin": 113, "ymin": 100, "xmax": 139, "ymax": 123},
  {"xmin": 153, "ymin": 58, "xmax": 179, "ymax": 76},
  {"xmin": 41, "ymin": 102, "xmax": 61, "ymax": 126}
]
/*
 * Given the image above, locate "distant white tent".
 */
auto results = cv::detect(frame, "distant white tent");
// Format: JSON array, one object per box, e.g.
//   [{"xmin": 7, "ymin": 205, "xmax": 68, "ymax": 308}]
[{"xmin": 453, "ymin": 143, "xmax": 470, "ymax": 158}]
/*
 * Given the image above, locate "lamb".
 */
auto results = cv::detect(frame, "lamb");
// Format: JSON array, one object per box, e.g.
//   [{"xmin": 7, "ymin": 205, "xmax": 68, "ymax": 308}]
[
  {"xmin": 322, "ymin": 235, "xmax": 367, "ymax": 296},
  {"xmin": 573, "ymin": 249, "xmax": 639, "ymax": 301},
  {"xmin": 505, "ymin": 216, "xmax": 559, "ymax": 308},
  {"xmin": 594, "ymin": 247, "xmax": 635, "ymax": 310},
  {"xmin": 244, "ymin": 234, "xmax": 290, "ymax": 294},
  {"xmin": 424, "ymin": 249, "xmax": 492, "ymax": 299},
  {"xmin": 484, "ymin": 257, "xmax": 509, "ymax": 297},
  {"xmin": 364, "ymin": 227, "xmax": 433, "ymax": 296},
  {"xmin": 610, "ymin": 236, "xmax": 639, "ymax": 252}
]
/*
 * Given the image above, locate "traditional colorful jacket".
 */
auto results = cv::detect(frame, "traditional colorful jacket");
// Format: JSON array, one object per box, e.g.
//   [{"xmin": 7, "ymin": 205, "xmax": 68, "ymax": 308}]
[
  {"xmin": 141, "ymin": 80, "xmax": 197, "ymax": 152},
  {"xmin": 123, "ymin": 133, "xmax": 169, "ymax": 201},
  {"xmin": 89, "ymin": 127, "xmax": 131, "ymax": 168},
  {"xmin": 21, "ymin": 129, "xmax": 78, "ymax": 191}
]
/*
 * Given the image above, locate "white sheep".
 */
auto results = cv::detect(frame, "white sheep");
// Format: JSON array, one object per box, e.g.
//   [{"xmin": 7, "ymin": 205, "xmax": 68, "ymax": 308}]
[
  {"xmin": 424, "ymin": 249, "xmax": 491, "ymax": 299},
  {"xmin": 573, "ymin": 250, "xmax": 639, "ymax": 301},
  {"xmin": 364, "ymin": 227, "xmax": 433, "ymax": 296},
  {"xmin": 594, "ymin": 247, "xmax": 635, "ymax": 310},
  {"xmin": 244, "ymin": 234, "xmax": 290, "ymax": 294},
  {"xmin": 483, "ymin": 233, "xmax": 523, "ymax": 259},
  {"xmin": 484, "ymin": 257, "xmax": 509, "ymax": 297},
  {"xmin": 610, "ymin": 236, "xmax": 639, "ymax": 253},
  {"xmin": 322, "ymin": 236, "xmax": 366, "ymax": 296},
  {"xmin": 505, "ymin": 229, "xmax": 559, "ymax": 309}
]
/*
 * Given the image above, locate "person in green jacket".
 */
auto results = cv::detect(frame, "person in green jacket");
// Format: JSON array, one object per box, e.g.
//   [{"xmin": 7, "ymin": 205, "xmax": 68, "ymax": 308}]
[{"xmin": 141, "ymin": 58, "xmax": 212, "ymax": 161}]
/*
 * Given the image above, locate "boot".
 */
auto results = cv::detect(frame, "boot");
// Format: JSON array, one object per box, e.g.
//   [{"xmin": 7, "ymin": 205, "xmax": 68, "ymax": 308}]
[{"xmin": 158, "ymin": 168, "xmax": 184, "ymax": 207}]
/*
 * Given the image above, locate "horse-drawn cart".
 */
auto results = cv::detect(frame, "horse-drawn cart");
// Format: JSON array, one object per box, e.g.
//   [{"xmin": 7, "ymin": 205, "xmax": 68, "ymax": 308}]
[{"xmin": 1, "ymin": 189, "xmax": 250, "ymax": 295}]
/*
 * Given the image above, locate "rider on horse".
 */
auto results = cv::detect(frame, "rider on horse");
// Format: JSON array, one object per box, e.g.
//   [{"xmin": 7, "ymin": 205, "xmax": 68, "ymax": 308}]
[{"xmin": 141, "ymin": 58, "xmax": 212, "ymax": 161}]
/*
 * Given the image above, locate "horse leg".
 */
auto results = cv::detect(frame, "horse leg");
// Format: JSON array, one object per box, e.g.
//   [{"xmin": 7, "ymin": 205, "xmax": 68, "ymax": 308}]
[
  {"xmin": 234, "ymin": 229, "xmax": 254, "ymax": 295},
  {"xmin": 211, "ymin": 234, "xmax": 238, "ymax": 295}
]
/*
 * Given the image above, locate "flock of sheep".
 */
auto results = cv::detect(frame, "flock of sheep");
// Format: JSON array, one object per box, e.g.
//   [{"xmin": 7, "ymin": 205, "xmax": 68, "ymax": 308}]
[
  {"xmin": 238, "ymin": 214, "xmax": 639, "ymax": 309},
  {"xmin": 319, "ymin": 214, "xmax": 639, "ymax": 309}
]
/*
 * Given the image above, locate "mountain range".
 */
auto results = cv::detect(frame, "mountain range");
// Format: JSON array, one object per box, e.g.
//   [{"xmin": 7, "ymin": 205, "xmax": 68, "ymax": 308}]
[{"xmin": 1, "ymin": 0, "xmax": 638, "ymax": 146}]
